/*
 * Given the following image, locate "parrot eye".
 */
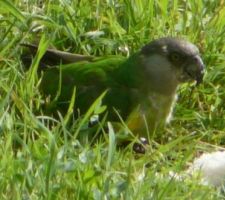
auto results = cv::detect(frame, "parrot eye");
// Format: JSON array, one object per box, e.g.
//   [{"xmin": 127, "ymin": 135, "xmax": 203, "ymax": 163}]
[{"xmin": 170, "ymin": 52, "xmax": 181, "ymax": 62}]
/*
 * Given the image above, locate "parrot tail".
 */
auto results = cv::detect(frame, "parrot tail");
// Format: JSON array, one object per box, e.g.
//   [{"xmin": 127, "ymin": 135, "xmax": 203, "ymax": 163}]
[{"xmin": 20, "ymin": 43, "xmax": 94, "ymax": 69}]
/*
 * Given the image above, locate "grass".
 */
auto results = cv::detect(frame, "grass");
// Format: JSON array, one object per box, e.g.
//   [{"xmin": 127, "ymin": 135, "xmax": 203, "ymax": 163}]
[{"xmin": 0, "ymin": 0, "xmax": 225, "ymax": 199}]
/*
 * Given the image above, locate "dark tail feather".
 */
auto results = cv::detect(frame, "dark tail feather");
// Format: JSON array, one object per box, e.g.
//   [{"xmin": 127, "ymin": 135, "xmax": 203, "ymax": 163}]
[{"xmin": 21, "ymin": 43, "xmax": 94, "ymax": 69}]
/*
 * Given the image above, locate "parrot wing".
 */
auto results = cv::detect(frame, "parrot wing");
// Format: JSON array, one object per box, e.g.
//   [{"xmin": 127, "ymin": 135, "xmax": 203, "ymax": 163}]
[{"xmin": 40, "ymin": 55, "xmax": 141, "ymax": 120}]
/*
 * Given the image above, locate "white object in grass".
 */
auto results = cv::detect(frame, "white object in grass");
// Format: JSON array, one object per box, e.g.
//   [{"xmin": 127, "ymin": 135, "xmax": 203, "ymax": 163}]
[{"xmin": 189, "ymin": 151, "xmax": 225, "ymax": 187}]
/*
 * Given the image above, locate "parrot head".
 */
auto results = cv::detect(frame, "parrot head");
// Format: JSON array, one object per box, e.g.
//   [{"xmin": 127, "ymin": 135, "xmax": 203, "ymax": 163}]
[{"xmin": 140, "ymin": 37, "xmax": 205, "ymax": 94}]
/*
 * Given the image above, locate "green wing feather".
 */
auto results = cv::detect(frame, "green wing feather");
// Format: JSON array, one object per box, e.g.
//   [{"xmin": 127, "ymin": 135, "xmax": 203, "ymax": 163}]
[{"xmin": 41, "ymin": 54, "xmax": 147, "ymax": 121}]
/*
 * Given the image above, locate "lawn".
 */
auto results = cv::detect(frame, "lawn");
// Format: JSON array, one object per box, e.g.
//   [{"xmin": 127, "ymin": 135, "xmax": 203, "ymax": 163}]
[{"xmin": 0, "ymin": 0, "xmax": 225, "ymax": 199}]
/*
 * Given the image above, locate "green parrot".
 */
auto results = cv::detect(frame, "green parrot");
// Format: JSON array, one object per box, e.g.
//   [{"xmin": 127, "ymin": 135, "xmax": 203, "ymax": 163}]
[{"xmin": 22, "ymin": 37, "xmax": 205, "ymax": 138}]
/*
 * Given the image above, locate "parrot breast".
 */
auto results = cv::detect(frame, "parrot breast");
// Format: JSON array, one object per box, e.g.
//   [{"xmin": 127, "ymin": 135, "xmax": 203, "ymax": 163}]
[{"xmin": 125, "ymin": 91, "xmax": 177, "ymax": 136}]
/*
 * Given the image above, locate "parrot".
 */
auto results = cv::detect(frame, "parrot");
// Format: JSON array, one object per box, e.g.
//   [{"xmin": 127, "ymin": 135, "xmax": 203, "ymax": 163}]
[{"xmin": 21, "ymin": 37, "xmax": 205, "ymax": 140}]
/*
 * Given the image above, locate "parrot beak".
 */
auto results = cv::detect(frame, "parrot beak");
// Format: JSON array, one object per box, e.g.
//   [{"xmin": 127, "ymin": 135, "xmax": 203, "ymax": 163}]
[{"xmin": 184, "ymin": 55, "xmax": 205, "ymax": 85}]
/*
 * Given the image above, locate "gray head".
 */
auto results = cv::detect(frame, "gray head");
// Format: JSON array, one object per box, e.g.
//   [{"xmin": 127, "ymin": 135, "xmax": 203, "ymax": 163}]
[{"xmin": 140, "ymin": 37, "xmax": 205, "ymax": 87}]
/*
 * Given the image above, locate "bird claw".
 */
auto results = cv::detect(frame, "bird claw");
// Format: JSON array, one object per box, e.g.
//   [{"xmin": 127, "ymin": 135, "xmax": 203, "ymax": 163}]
[{"xmin": 133, "ymin": 137, "xmax": 149, "ymax": 154}]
